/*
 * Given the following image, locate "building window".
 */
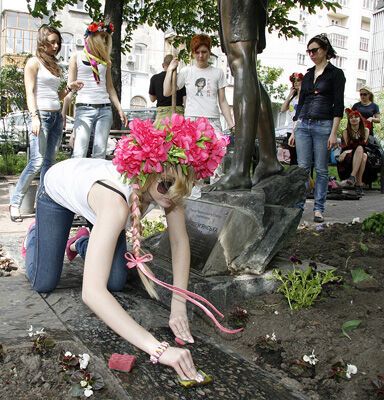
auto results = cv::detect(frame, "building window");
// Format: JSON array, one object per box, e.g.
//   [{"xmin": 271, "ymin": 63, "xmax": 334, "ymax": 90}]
[
  {"xmin": 297, "ymin": 53, "xmax": 306, "ymax": 65},
  {"xmin": 68, "ymin": 0, "xmax": 87, "ymax": 12},
  {"xmin": 358, "ymin": 58, "xmax": 368, "ymax": 71},
  {"xmin": 130, "ymin": 96, "xmax": 147, "ymax": 109},
  {"xmin": 361, "ymin": 18, "xmax": 371, "ymax": 31},
  {"xmin": 363, "ymin": 0, "xmax": 377, "ymax": 10},
  {"xmin": 337, "ymin": 0, "xmax": 349, "ymax": 6},
  {"xmin": 356, "ymin": 79, "xmax": 366, "ymax": 91},
  {"xmin": 2, "ymin": 11, "xmax": 40, "ymax": 54},
  {"xmin": 334, "ymin": 56, "xmax": 346, "ymax": 69},
  {"xmin": 298, "ymin": 34, "xmax": 308, "ymax": 44},
  {"xmin": 329, "ymin": 33, "xmax": 347, "ymax": 49},
  {"xmin": 134, "ymin": 44, "xmax": 147, "ymax": 72},
  {"xmin": 360, "ymin": 37, "xmax": 369, "ymax": 52},
  {"xmin": 59, "ymin": 33, "xmax": 74, "ymax": 65},
  {"xmin": 299, "ymin": 10, "xmax": 308, "ymax": 21}
]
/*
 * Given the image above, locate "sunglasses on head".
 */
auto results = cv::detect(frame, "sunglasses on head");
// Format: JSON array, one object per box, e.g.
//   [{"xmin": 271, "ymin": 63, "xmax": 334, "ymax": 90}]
[
  {"xmin": 306, "ymin": 47, "xmax": 321, "ymax": 55},
  {"xmin": 157, "ymin": 179, "xmax": 174, "ymax": 195}
]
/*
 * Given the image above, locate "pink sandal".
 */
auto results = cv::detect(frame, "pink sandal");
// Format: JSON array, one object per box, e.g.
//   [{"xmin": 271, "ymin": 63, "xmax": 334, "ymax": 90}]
[
  {"xmin": 21, "ymin": 220, "xmax": 36, "ymax": 258},
  {"xmin": 65, "ymin": 227, "xmax": 89, "ymax": 262}
]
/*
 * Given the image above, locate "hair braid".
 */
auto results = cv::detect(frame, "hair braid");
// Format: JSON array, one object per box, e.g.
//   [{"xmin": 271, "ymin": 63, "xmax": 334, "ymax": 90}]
[{"xmin": 129, "ymin": 185, "xmax": 158, "ymax": 299}]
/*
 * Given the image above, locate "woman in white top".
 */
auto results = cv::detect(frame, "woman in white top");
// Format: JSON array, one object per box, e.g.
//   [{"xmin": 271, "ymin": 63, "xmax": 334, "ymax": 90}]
[
  {"xmin": 9, "ymin": 25, "xmax": 83, "ymax": 222},
  {"xmin": 22, "ymin": 115, "xmax": 240, "ymax": 383},
  {"xmin": 65, "ymin": 21, "xmax": 127, "ymax": 159},
  {"xmin": 164, "ymin": 34, "xmax": 234, "ymax": 133},
  {"xmin": 281, "ymin": 72, "xmax": 303, "ymax": 165}
]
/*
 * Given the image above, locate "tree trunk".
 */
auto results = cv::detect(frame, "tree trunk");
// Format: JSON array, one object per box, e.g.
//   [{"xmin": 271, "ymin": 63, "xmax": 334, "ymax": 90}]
[{"xmin": 104, "ymin": 0, "xmax": 123, "ymax": 129}]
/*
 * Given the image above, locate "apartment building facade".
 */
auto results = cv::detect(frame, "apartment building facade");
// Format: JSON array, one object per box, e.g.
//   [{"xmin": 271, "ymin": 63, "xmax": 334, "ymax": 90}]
[
  {"xmin": 258, "ymin": 0, "xmax": 378, "ymax": 106},
  {"xmin": 369, "ymin": 0, "xmax": 384, "ymax": 92}
]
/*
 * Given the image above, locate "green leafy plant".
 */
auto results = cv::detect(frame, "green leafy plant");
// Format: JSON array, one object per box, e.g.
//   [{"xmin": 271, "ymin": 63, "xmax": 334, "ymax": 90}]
[
  {"xmin": 341, "ymin": 320, "xmax": 362, "ymax": 340},
  {"xmin": 32, "ymin": 332, "xmax": 56, "ymax": 355},
  {"xmin": 351, "ymin": 268, "xmax": 373, "ymax": 283},
  {"xmin": 362, "ymin": 212, "xmax": 384, "ymax": 235},
  {"xmin": 272, "ymin": 266, "xmax": 342, "ymax": 310},
  {"xmin": 141, "ymin": 217, "xmax": 166, "ymax": 238}
]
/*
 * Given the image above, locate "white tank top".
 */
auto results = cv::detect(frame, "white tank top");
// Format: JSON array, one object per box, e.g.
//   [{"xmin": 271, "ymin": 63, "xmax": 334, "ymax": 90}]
[
  {"xmin": 75, "ymin": 51, "xmax": 111, "ymax": 105},
  {"xmin": 44, "ymin": 158, "xmax": 132, "ymax": 226},
  {"xmin": 35, "ymin": 59, "xmax": 61, "ymax": 111}
]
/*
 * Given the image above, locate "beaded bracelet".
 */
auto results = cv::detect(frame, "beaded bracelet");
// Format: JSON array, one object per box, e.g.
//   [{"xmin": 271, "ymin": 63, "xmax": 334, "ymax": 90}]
[{"xmin": 149, "ymin": 341, "xmax": 169, "ymax": 364}]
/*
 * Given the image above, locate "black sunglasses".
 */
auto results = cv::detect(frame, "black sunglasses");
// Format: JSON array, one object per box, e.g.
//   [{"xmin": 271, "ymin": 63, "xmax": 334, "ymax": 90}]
[
  {"xmin": 360, "ymin": 92, "xmax": 368, "ymax": 96},
  {"xmin": 306, "ymin": 47, "xmax": 321, "ymax": 55},
  {"xmin": 157, "ymin": 179, "xmax": 174, "ymax": 195}
]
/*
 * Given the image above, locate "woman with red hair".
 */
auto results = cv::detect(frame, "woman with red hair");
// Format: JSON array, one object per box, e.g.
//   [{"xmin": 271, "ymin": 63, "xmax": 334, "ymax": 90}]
[
  {"xmin": 337, "ymin": 108, "xmax": 369, "ymax": 195},
  {"xmin": 164, "ymin": 34, "xmax": 234, "ymax": 135}
]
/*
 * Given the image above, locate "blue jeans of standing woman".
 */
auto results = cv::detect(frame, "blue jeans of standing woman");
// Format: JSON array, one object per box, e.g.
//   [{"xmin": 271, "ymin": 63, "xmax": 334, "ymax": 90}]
[
  {"xmin": 295, "ymin": 118, "xmax": 333, "ymax": 213},
  {"xmin": 24, "ymin": 185, "xmax": 128, "ymax": 293},
  {"xmin": 10, "ymin": 111, "xmax": 63, "ymax": 207},
  {"xmin": 72, "ymin": 104, "xmax": 113, "ymax": 158}
]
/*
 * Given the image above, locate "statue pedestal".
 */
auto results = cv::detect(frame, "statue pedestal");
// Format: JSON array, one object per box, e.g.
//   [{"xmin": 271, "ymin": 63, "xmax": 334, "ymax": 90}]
[{"xmin": 143, "ymin": 166, "xmax": 308, "ymax": 309}]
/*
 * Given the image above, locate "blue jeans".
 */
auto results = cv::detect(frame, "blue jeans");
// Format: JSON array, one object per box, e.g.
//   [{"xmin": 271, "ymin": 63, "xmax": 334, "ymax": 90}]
[
  {"xmin": 72, "ymin": 104, "xmax": 113, "ymax": 158},
  {"xmin": 25, "ymin": 185, "xmax": 128, "ymax": 293},
  {"xmin": 295, "ymin": 119, "xmax": 333, "ymax": 213},
  {"xmin": 10, "ymin": 111, "xmax": 63, "ymax": 207}
]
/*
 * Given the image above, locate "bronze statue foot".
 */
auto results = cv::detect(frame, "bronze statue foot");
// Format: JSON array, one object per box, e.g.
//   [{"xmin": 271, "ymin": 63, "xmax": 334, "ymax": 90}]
[
  {"xmin": 252, "ymin": 161, "xmax": 284, "ymax": 186},
  {"xmin": 202, "ymin": 173, "xmax": 252, "ymax": 192}
]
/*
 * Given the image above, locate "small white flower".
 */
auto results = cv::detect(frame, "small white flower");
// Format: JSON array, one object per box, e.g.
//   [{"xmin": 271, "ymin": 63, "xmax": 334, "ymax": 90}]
[
  {"xmin": 84, "ymin": 386, "xmax": 94, "ymax": 397},
  {"xmin": 80, "ymin": 380, "xmax": 88, "ymax": 388},
  {"xmin": 303, "ymin": 349, "xmax": 319, "ymax": 365},
  {"xmin": 27, "ymin": 325, "xmax": 34, "ymax": 337},
  {"xmin": 266, "ymin": 332, "xmax": 277, "ymax": 341},
  {"xmin": 79, "ymin": 353, "xmax": 90, "ymax": 369},
  {"xmin": 274, "ymin": 310, "xmax": 279, "ymax": 315},
  {"xmin": 35, "ymin": 328, "xmax": 45, "ymax": 336},
  {"xmin": 346, "ymin": 364, "xmax": 357, "ymax": 379},
  {"xmin": 64, "ymin": 351, "xmax": 72, "ymax": 357}
]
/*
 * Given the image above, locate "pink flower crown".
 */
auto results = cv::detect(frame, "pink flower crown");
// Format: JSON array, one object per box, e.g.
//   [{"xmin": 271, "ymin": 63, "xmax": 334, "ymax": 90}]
[
  {"xmin": 85, "ymin": 21, "xmax": 114, "ymax": 37},
  {"xmin": 112, "ymin": 114, "xmax": 228, "ymax": 186}
]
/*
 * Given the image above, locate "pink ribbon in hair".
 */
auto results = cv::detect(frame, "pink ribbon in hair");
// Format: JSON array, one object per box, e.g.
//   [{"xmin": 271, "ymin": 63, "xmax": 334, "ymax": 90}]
[{"xmin": 125, "ymin": 252, "xmax": 243, "ymax": 335}]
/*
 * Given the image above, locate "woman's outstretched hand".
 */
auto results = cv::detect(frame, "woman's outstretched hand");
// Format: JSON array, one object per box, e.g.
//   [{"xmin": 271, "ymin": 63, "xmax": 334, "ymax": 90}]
[
  {"xmin": 169, "ymin": 302, "xmax": 194, "ymax": 344},
  {"xmin": 159, "ymin": 346, "xmax": 198, "ymax": 381}
]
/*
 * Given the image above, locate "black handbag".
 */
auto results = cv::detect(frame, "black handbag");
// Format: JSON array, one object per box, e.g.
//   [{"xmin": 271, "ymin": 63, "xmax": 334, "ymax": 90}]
[{"xmin": 365, "ymin": 136, "xmax": 383, "ymax": 169}]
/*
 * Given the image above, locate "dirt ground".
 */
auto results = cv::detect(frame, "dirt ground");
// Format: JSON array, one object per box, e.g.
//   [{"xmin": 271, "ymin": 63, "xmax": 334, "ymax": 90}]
[{"xmin": 204, "ymin": 222, "xmax": 384, "ymax": 400}]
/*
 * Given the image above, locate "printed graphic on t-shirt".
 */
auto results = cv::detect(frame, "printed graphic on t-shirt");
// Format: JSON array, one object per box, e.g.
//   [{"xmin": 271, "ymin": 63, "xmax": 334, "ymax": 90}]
[{"xmin": 195, "ymin": 78, "xmax": 206, "ymax": 96}]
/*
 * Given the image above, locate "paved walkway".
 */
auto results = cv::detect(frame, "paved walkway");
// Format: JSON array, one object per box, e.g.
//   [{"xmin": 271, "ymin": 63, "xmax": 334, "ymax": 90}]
[{"xmin": 0, "ymin": 176, "xmax": 383, "ymax": 399}]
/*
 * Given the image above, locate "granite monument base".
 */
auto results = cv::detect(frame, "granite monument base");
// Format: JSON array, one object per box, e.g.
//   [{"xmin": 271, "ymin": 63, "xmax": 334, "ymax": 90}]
[{"xmin": 143, "ymin": 166, "xmax": 307, "ymax": 309}]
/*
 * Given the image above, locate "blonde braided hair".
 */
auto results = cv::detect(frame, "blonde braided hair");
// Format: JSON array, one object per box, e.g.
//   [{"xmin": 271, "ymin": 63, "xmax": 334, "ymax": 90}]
[{"xmin": 128, "ymin": 165, "xmax": 195, "ymax": 298}]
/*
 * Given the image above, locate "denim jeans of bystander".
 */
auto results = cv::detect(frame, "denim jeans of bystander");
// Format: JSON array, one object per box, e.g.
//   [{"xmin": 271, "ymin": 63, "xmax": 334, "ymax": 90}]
[
  {"xmin": 10, "ymin": 111, "xmax": 63, "ymax": 208},
  {"xmin": 72, "ymin": 105, "xmax": 113, "ymax": 158},
  {"xmin": 295, "ymin": 118, "xmax": 333, "ymax": 213}
]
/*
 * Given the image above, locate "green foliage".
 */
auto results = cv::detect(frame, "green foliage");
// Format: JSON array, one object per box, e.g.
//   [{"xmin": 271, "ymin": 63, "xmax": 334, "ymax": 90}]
[
  {"xmin": 341, "ymin": 319, "xmax": 362, "ymax": 340},
  {"xmin": 141, "ymin": 217, "xmax": 166, "ymax": 238},
  {"xmin": 0, "ymin": 62, "xmax": 27, "ymax": 114},
  {"xmin": 0, "ymin": 145, "xmax": 27, "ymax": 175},
  {"xmin": 257, "ymin": 60, "xmax": 288, "ymax": 101},
  {"xmin": 362, "ymin": 212, "xmax": 384, "ymax": 235},
  {"xmin": 272, "ymin": 267, "xmax": 342, "ymax": 310},
  {"xmin": 28, "ymin": 0, "xmax": 340, "ymax": 53},
  {"xmin": 351, "ymin": 268, "xmax": 372, "ymax": 283}
]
